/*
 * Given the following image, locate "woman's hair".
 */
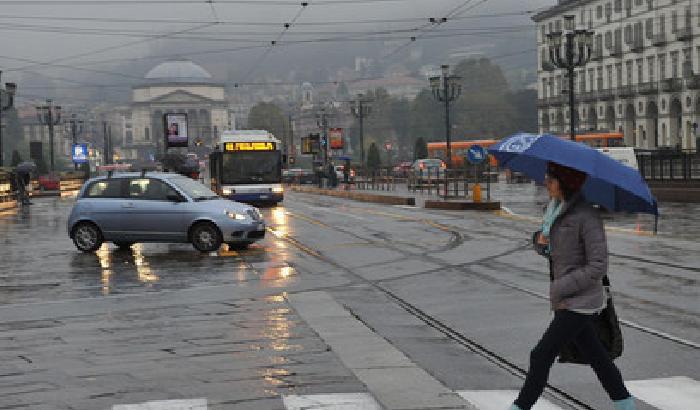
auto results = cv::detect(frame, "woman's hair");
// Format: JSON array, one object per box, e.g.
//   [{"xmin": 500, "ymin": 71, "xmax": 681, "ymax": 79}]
[{"xmin": 547, "ymin": 162, "xmax": 587, "ymax": 200}]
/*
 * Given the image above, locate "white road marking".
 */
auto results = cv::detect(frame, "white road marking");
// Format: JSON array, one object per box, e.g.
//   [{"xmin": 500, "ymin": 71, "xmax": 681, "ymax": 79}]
[
  {"xmin": 627, "ymin": 376, "xmax": 700, "ymax": 410},
  {"xmin": 282, "ymin": 393, "xmax": 382, "ymax": 410},
  {"xmin": 457, "ymin": 390, "xmax": 562, "ymax": 410},
  {"xmin": 112, "ymin": 398, "xmax": 207, "ymax": 410}
]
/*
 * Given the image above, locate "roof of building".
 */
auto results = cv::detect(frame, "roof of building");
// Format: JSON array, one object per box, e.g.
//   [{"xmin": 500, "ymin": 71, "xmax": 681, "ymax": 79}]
[
  {"xmin": 532, "ymin": 0, "xmax": 591, "ymax": 22},
  {"xmin": 144, "ymin": 60, "xmax": 213, "ymax": 84}
]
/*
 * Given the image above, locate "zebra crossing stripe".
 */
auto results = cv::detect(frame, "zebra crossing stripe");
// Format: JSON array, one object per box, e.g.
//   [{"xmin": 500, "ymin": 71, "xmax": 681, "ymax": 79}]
[
  {"xmin": 282, "ymin": 393, "xmax": 382, "ymax": 410},
  {"xmin": 627, "ymin": 376, "xmax": 700, "ymax": 410},
  {"xmin": 457, "ymin": 390, "xmax": 563, "ymax": 410},
  {"xmin": 112, "ymin": 398, "xmax": 207, "ymax": 410}
]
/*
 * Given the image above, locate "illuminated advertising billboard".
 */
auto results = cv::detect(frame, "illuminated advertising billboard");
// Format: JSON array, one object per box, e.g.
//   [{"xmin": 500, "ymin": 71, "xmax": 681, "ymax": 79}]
[
  {"xmin": 329, "ymin": 128, "xmax": 344, "ymax": 149},
  {"xmin": 164, "ymin": 113, "xmax": 189, "ymax": 148},
  {"xmin": 72, "ymin": 143, "xmax": 89, "ymax": 164}
]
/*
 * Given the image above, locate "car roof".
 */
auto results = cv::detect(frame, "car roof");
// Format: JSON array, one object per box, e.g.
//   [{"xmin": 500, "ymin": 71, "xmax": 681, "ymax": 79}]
[{"xmin": 85, "ymin": 172, "xmax": 185, "ymax": 183}]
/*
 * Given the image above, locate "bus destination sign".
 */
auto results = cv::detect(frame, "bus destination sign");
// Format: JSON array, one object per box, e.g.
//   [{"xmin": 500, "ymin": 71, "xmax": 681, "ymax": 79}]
[{"xmin": 224, "ymin": 142, "xmax": 276, "ymax": 152}]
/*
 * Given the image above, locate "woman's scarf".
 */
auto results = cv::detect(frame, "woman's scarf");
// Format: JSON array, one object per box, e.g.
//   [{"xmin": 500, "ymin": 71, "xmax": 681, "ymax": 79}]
[{"xmin": 542, "ymin": 198, "xmax": 563, "ymax": 238}]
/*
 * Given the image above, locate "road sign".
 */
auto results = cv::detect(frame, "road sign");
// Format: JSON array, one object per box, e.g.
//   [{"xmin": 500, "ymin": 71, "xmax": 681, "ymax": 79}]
[
  {"xmin": 71, "ymin": 143, "xmax": 89, "ymax": 164},
  {"xmin": 467, "ymin": 145, "xmax": 488, "ymax": 165}
]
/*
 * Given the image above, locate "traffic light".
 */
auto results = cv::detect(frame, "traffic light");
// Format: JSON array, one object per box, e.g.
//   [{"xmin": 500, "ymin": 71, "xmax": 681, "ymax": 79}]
[{"xmin": 321, "ymin": 136, "xmax": 327, "ymax": 148}]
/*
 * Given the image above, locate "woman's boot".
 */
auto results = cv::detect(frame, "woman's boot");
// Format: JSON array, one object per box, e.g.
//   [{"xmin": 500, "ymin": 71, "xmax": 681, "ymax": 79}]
[{"xmin": 613, "ymin": 397, "xmax": 636, "ymax": 410}]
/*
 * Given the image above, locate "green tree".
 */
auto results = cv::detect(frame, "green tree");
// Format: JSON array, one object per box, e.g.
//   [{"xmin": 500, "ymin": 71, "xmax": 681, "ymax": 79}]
[
  {"xmin": 413, "ymin": 137, "xmax": 428, "ymax": 160},
  {"xmin": 366, "ymin": 142, "xmax": 381, "ymax": 170},
  {"xmin": 247, "ymin": 102, "xmax": 289, "ymax": 140},
  {"xmin": 10, "ymin": 150, "xmax": 22, "ymax": 166}
]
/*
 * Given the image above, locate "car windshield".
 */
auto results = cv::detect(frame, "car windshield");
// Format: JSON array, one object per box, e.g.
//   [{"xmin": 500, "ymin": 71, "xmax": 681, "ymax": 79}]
[
  {"xmin": 221, "ymin": 152, "xmax": 281, "ymax": 185},
  {"xmin": 168, "ymin": 177, "xmax": 219, "ymax": 200}
]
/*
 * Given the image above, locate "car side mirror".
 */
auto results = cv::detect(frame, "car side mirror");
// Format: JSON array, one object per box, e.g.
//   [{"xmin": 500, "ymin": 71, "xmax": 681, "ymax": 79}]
[{"xmin": 167, "ymin": 194, "xmax": 183, "ymax": 203}]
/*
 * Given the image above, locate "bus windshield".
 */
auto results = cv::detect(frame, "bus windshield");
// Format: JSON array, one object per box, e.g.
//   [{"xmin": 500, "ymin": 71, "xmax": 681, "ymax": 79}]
[{"xmin": 221, "ymin": 151, "xmax": 281, "ymax": 185}]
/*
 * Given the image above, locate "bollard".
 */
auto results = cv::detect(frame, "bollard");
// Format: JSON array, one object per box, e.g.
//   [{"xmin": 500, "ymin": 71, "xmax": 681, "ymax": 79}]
[{"xmin": 473, "ymin": 183, "xmax": 482, "ymax": 203}]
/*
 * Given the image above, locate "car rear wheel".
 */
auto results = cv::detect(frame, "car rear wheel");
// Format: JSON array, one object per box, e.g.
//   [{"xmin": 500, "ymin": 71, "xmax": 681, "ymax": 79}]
[
  {"xmin": 72, "ymin": 222, "xmax": 103, "ymax": 253},
  {"xmin": 190, "ymin": 222, "xmax": 222, "ymax": 253}
]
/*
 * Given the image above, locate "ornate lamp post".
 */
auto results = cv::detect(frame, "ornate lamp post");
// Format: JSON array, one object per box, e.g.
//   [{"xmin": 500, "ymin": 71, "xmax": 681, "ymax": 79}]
[
  {"xmin": 67, "ymin": 113, "xmax": 84, "ymax": 170},
  {"xmin": 0, "ymin": 71, "xmax": 17, "ymax": 167},
  {"xmin": 546, "ymin": 15, "xmax": 594, "ymax": 141},
  {"xmin": 36, "ymin": 100, "xmax": 62, "ymax": 172},
  {"xmin": 430, "ymin": 64, "xmax": 461, "ymax": 169},
  {"xmin": 351, "ymin": 93, "xmax": 372, "ymax": 169}
]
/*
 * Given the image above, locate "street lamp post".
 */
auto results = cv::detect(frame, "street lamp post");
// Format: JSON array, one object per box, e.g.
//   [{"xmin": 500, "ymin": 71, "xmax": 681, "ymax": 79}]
[
  {"xmin": 36, "ymin": 100, "xmax": 62, "ymax": 172},
  {"xmin": 351, "ymin": 94, "xmax": 372, "ymax": 169},
  {"xmin": 0, "ymin": 71, "xmax": 17, "ymax": 167},
  {"xmin": 316, "ymin": 106, "xmax": 330, "ymax": 168},
  {"xmin": 546, "ymin": 15, "xmax": 594, "ymax": 141},
  {"xmin": 430, "ymin": 65, "xmax": 462, "ymax": 169}
]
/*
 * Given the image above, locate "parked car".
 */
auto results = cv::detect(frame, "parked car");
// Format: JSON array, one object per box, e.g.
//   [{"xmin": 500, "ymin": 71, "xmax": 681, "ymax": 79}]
[
  {"xmin": 412, "ymin": 159, "xmax": 446, "ymax": 180},
  {"xmin": 283, "ymin": 168, "xmax": 315, "ymax": 184},
  {"xmin": 67, "ymin": 172, "xmax": 265, "ymax": 253},
  {"xmin": 38, "ymin": 174, "xmax": 60, "ymax": 191}
]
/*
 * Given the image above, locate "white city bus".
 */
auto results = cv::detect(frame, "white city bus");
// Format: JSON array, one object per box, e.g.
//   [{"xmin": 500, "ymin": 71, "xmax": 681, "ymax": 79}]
[{"xmin": 209, "ymin": 130, "xmax": 284, "ymax": 204}]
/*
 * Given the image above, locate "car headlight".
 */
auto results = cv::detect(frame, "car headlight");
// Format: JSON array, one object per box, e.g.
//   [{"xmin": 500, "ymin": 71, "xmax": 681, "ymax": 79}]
[
  {"xmin": 222, "ymin": 188, "xmax": 233, "ymax": 195},
  {"xmin": 225, "ymin": 211, "xmax": 247, "ymax": 220},
  {"xmin": 272, "ymin": 186, "xmax": 284, "ymax": 193}
]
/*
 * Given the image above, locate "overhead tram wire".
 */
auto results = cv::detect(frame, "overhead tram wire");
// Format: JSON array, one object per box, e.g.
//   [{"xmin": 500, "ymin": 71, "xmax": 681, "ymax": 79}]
[
  {"xmin": 238, "ymin": 1, "xmax": 310, "ymax": 84},
  {"xmin": 0, "ymin": 0, "xmax": 423, "ymax": 4}
]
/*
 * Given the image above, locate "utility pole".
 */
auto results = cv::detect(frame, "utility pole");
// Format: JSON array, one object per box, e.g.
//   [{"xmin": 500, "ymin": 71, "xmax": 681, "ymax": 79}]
[
  {"xmin": 68, "ymin": 114, "xmax": 84, "ymax": 170},
  {"xmin": 287, "ymin": 111, "xmax": 294, "ymax": 167},
  {"xmin": 36, "ymin": 99, "xmax": 62, "ymax": 172},
  {"xmin": 103, "ymin": 121, "xmax": 112, "ymax": 165},
  {"xmin": 430, "ymin": 65, "xmax": 461, "ymax": 169},
  {"xmin": 0, "ymin": 71, "xmax": 17, "ymax": 167},
  {"xmin": 316, "ymin": 107, "xmax": 330, "ymax": 168},
  {"xmin": 351, "ymin": 94, "xmax": 372, "ymax": 169}
]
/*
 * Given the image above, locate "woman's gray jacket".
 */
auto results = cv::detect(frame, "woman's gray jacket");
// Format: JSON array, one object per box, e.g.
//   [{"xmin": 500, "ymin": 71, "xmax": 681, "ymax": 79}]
[{"xmin": 548, "ymin": 194, "xmax": 608, "ymax": 311}]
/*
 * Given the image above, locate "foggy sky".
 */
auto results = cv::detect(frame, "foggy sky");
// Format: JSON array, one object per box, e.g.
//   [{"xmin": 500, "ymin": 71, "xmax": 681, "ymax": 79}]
[{"xmin": 0, "ymin": 0, "xmax": 554, "ymax": 100}]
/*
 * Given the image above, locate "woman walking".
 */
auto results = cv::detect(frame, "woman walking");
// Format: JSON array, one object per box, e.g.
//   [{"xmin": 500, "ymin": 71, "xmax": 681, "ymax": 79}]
[{"xmin": 509, "ymin": 162, "xmax": 636, "ymax": 410}]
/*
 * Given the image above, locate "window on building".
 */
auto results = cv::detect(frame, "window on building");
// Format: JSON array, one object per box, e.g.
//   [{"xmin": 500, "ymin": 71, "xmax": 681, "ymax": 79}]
[
  {"xmin": 614, "ymin": 0, "xmax": 622, "ymax": 13},
  {"xmin": 597, "ymin": 67, "xmax": 604, "ymax": 90},
  {"xmin": 634, "ymin": 0, "xmax": 643, "ymax": 6},
  {"xmin": 684, "ymin": 6, "xmax": 691, "ymax": 29},
  {"xmin": 144, "ymin": 127, "xmax": 150, "ymax": 141},
  {"xmin": 616, "ymin": 63, "xmax": 624, "ymax": 87},
  {"xmin": 671, "ymin": 11, "xmax": 678, "ymax": 33},
  {"xmin": 614, "ymin": 28, "xmax": 622, "ymax": 49},
  {"xmin": 660, "ymin": 14, "xmax": 666, "ymax": 34},
  {"xmin": 605, "ymin": 31, "xmax": 613, "ymax": 49},
  {"xmin": 555, "ymin": 19, "xmax": 561, "ymax": 32},
  {"xmin": 626, "ymin": 61, "xmax": 634, "ymax": 85},
  {"xmin": 579, "ymin": 70, "xmax": 587, "ymax": 93},
  {"xmin": 607, "ymin": 65, "xmax": 614, "ymax": 89},
  {"xmin": 625, "ymin": 0, "xmax": 632, "ymax": 16},
  {"xmin": 659, "ymin": 54, "xmax": 666, "ymax": 79},
  {"xmin": 647, "ymin": 57, "xmax": 655, "ymax": 82},
  {"xmin": 647, "ymin": 0, "xmax": 653, "ymax": 12},
  {"xmin": 597, "ymin": 5, "xmax": 603, "ymax": 19},
  {"xmin": 589, "ymin": 69, "xmax": 596, "ymax": 91},
  {"xmin": 636, "ymin": 59, "xmax": 644, "ymax": 84},
  {"xmin": 605, "ymin": 3, "xmax": 612, "ymax": 22},
  {"xmin": 682, "ymin": 48, "xmax": 692, "ymax": 77},
  {"xmin": 596, "ymin": 34, "xmax": 604, "ymax": 56},
  {"xmin": 125, "ymin": 130, "xmax": 133, "ymax": 144},
  {"xmin": 624, "ymin": 24, "xmax": 633, "ymax": 44},
  {"xmin": 645, "ymin": 18, "xmax": 654, "ymax": 39},
  {"xmin": 671, "ymin": 51, "xmax": 679, "ymax": 78},
  {"xmin": 541, "ymin": 25, "xmax": 546, "ymax": 41}
]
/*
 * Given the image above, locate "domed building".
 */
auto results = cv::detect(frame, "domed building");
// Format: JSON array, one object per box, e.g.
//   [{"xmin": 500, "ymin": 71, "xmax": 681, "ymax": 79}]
[{"xmin": 122, "ymin": 60, "xmax": 230, "ymax": 160}]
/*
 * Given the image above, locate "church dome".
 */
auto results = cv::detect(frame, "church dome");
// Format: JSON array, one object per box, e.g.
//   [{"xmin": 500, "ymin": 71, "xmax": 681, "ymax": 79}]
[{"xmin": 144, "ymin": 60, "xmax": 213, "ymax": 83}]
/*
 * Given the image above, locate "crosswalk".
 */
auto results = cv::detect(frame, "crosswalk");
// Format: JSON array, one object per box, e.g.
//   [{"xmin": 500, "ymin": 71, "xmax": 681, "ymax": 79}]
[{"xmin": 110, "ymin": 377, "xmax": 700, "ymax": 410}]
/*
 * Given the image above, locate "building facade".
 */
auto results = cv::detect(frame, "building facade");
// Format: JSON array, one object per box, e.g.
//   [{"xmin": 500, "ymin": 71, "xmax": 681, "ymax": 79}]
[
  {"xmin": 124, "ymin": 60, "xmax": 230, "ymax": 160},
  {"xmin": 534, "ymin": 0, "xmax": 700, "ymax": 150}
]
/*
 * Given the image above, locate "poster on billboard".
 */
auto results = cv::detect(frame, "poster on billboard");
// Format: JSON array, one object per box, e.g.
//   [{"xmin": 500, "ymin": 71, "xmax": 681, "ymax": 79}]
[
  {"xmin": 72, "ymin": 143, "xmax": 89, "ymax": 164},
  {"xmin": 302, "ymin": 133, "xmax": 321, "ymax": 155},
  {"xmin": 163, "ymin": 113, "xmax": 189, "ymax": 148},
  {"xmin": 329, "ymin": 128, "xmax": 344, "ymax": 149}
]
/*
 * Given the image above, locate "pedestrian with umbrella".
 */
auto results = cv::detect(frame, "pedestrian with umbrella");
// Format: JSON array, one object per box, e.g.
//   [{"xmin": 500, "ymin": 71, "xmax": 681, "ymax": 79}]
[
  {"xmin": 14, "ymin": 161, "xmax": 36, "ymax": 206},
  {"xmin": 489, "ymin": 134, "xmax": 658, "ymax": 410}
]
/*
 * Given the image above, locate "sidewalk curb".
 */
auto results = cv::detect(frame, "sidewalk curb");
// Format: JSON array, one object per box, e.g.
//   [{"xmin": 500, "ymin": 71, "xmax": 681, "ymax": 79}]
[
  {"xmin": 290, "ymin": 186, "xmax": 416, "ymax": 206},
  {"xmin": 425, "ymin": 200, "xmax": 501, "ymax": 211}
]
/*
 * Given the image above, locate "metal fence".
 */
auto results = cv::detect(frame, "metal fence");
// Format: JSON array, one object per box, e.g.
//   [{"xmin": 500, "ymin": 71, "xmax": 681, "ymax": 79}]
[
  {"xmin": 406, "ymin": 166, "xmax": 497, "ymax": 199},
  {"xmin": 636, "ymin": 150, "xmax": 700, "ymax": 181}
]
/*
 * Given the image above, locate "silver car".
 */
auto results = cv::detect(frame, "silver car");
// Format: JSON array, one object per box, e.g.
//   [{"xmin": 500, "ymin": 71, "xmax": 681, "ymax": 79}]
[{"xmin": 67, "ymin": 172, "xmax": 265, "ymax": 253}]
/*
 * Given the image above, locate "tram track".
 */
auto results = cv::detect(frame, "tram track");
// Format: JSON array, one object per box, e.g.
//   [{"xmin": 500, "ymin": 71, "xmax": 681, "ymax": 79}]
[{"xmin": 275, "ymin": 200, "xmax": 700, "ymax": 351}]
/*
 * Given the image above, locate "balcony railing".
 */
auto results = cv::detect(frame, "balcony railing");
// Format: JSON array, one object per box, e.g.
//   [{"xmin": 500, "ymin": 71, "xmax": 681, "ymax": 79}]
[
  {"xmin": 579, "ymin": 92, "xmax": 597, "ymax": 103},
  {"xmin": 651, "ymin": 33, "xmax": 666, "ymax": 46},
  {"xmin": 687, "ymin": 75, "xmax": 700, "ymax": 90},
  {"xmin": 616, "ymin": 85, "xmax": 635, "ymax": 98},
  {"xmin": 676, "ymin": 27, "xmax": 693, "ymax": 41},
  {"xmin": 630, "ymin": 38, "xmax": 644, "ymax": 53},
  {"xmin": 660, "ymin": 78, "xmax": 683, "ymax": 93},
  {"xmin": 637, "ymin": 81, "xmax": 659, "ymax": 95},
  {"xmin": 597, "ymin": 89, "xmax": 614, "ymax": 100},
  {"xmin": 550, "ymin": 95, "xmax": 566, "ymax": 106},
  {"xmin": 609, "ymin": 44, "xmax": 624, "ymax": 57},
  {"xmin": 537, "ymin": 98, "xmax": 549, "ymax": 108}
]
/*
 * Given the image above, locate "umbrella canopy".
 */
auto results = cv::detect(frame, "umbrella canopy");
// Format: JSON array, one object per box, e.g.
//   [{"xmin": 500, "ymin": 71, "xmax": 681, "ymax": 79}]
[
  {"xmin": 489, "ymin": 133, "xmax": 658, "ymax": 215},
  {"xmin": 15, "ymin": 161, "xmax": 37, "ymax": 174}
]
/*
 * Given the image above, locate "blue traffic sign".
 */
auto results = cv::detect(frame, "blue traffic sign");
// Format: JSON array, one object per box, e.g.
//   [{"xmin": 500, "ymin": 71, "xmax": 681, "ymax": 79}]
[
  {"xmin": 467, "ymin": 145, "xmax": 488, "ymax": 165},
  {"xmin": 72, "ymin": 144, "xmax": 89, "ymax": 164}
]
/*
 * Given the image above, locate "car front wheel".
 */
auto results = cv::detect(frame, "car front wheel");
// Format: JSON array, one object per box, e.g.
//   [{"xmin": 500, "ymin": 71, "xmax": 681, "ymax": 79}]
[
  {"xmin": 190, "ymin": 222, "xmax": 222, "ymax": 253},
  {"xmin": 72, "ymin": 222, "xmax": 103, "ymax": 253}
]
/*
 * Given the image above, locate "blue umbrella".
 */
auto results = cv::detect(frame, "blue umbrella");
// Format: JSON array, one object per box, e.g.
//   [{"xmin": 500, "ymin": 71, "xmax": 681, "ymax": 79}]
[{"xmin": 489, "ymin": 133, "xmax": 658, "ymax": 215}]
